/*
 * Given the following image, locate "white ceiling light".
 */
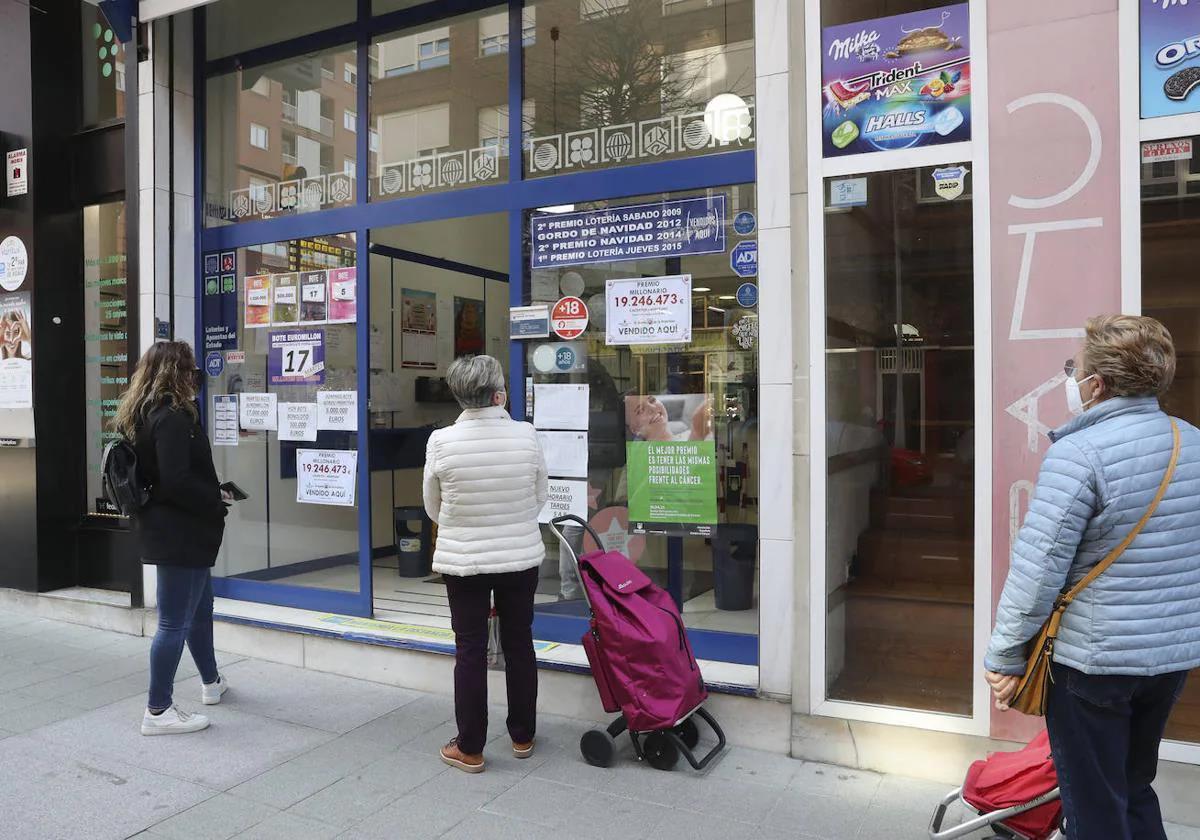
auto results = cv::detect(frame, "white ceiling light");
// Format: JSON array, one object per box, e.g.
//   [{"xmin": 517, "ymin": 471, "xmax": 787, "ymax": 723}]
[
  {"xmin": 536, "ymin": 204, "xmax": 575, "ymax": 214},
  {"xmin": 693, "ymin": 286, "xmax": 711, "ymax": 293},
  {"xmin": 704, "ymin": 93, "xmax": 750, "ymax": 144}
]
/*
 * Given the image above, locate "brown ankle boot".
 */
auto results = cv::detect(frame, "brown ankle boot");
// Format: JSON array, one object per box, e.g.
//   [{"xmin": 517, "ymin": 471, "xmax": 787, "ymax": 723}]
[{"xmin": 440, "ymin": 739, "xmax": 485, "ymax": 773}]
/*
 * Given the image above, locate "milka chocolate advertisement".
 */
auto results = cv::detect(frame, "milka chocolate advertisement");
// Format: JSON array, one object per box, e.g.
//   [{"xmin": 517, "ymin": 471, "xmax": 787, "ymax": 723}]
[{"xmin": 821, "ymin": 3, "xmax": 971, "ymax": 157}]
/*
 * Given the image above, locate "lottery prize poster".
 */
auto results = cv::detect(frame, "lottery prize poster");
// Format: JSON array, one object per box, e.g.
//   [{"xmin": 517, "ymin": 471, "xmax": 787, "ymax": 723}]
[
  {"xmin": 296, "ymin": 448, "xmax": 358, "ymax": 507},
  {"xmin": 1141, "ymin": 1, "xmax": 1200, "ymax": 119},
  {"xmin": 626, "ymin": 440, "xmax": 718, "ymax": 537},
  {"xmin": 299, "ymin": 270, "xmax": 328, "ymax": 324},
  {"xmin": 272, "ymin": 272, "xmax": 300, "ymax": 326},
  {"xmin": 244, "ymin": 275, "xmax": 272, "ymax": 328},
  {"xmin": 821, "ymin": 3, "xmax": 970, "ymax": 157},
  {"xmin": 327, "ymin": 267, "xmax": 357, "ymax": 324},
  {"xmin": 605, "ymin": 275, "xmax": 692, "ymax": 346},
  {"xmin": 268, "ymin": 329, "xmax": 326, "ymax": 386},
  {"xmin": 530, "ymin": 196, "xmax": 726, "ymax": 269}
]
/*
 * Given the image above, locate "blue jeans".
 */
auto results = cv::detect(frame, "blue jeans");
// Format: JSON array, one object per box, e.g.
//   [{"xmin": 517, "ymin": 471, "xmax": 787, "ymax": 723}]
[
  {"xmin": 1046, "ymin": 662, "xmax": 1188, "ymax": 840},
  {"xmin": 148, "ymin": 566, "xmax": 219, "ymax": 711}
]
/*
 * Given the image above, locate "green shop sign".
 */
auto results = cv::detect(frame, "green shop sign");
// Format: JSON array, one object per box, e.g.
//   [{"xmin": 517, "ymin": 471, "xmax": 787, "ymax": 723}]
[{"xmin": 627, "ymin": 440, "xmax": 718, "ymax": 537}]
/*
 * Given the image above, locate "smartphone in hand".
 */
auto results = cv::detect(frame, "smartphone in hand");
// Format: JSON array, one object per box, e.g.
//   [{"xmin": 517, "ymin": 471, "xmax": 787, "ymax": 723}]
[{"xmin": 220, "ymin": 481, "xmax": 249, "ymax": 501}]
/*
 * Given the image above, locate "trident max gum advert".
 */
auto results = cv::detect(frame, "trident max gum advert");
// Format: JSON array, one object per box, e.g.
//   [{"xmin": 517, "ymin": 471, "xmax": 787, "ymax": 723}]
[
  {"xmin": 1141, "ymin": 0, "xmax": 1200, "ymax": 119},
  {"xmin": 821, "ymin": 4, "xmax": 971, "ymax": 157}
]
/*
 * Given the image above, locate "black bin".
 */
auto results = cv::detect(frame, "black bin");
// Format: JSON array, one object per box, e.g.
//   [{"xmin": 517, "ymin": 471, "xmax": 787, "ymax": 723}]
[
  {"xmin": 394, "ymin": 507, "xmax": 433, "ymax": 578},
  {"xmin": 711, "ymin": 524, "xmax": 757, "ymax": 611}
]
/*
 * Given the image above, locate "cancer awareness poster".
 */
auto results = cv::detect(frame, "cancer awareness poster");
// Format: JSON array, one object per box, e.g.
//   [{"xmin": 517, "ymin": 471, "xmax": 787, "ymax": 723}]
[
  {"xmin": 623, "ymin": 393, "xmax": 717, "ymax": 536},
  {"xmin": 821, "ymin": 3, "xmax": 971, "ymax": 157}
]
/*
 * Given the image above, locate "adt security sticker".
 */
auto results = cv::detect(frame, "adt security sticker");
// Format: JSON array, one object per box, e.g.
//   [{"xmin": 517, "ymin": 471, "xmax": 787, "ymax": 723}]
[
  {"xmin": 731, "ymin": 241, "xmax": 758, "ymax": 278},
  {"xmin": 733, "ymin": 211, "xmax": 756, "ymax": 236},
  {"xmin": 205, "ymin": 351, "xmax": 225, "ymax": 378},
  {"xmin": 736, "ymin": 283, "xmax": 759, "ymax": 308}
]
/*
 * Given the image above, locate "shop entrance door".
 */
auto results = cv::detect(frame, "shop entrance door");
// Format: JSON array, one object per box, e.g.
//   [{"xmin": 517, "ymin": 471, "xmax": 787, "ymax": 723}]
[{"xmin": 367, "ymin": 215, "xmax": 510, "ymax": 626}]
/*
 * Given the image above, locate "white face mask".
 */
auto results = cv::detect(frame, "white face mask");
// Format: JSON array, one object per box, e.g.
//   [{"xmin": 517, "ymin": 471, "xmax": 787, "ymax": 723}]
[{"xmin": 1065, "ymin": 373, "xmax": 1098, "ymax": 416}]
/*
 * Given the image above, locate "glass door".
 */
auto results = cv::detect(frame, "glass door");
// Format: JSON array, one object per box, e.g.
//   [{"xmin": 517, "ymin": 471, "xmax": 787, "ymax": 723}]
[
  {"xmin": 206, "ymin": 232, "xmax": 368, "ymax": 616},
  {"xmin": 367, "ymin": 214, "xmax": 510, "ymax": 627},
  {"xmin": 823, "ymin": 166, "xmax": 976, "ymax": 715}
]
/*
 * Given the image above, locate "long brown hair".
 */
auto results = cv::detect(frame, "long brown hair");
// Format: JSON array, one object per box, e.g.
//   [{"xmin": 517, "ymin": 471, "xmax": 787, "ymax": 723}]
[{"xmin": 113, "ymin": 341, "xmax": 199, "ymax": 438}]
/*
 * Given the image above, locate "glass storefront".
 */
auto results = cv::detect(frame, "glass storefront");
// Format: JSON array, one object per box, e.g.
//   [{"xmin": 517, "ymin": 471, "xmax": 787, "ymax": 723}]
[
  {"xmin": 205, "ymin": 44, "xmax": 359, "ymax": 225},
  {"xmin": 525, "ymin": 186, "xmax": 759, "ymax": 649},
  {"xmin": 83, "ymin": 201, "xmax": 131, "ymax": 517},
  {"xmin": 1140, "ymin": 136, "xmax": 1200, "ymax": 744},
  {"xmin": 370, "ymin": 7, "xmax": 511, "ymax": 199},
  {"xmin": 205, "ymin": 234, "xmax": 364, "ymax": 606},
  {"xmin": 196, "ymin": 0, "xmax": 759, "ymax": 666},
  {"xmin": 522, "ymin": 0, "xmax": 755, "ymax": 178},
  {"xmin": 822, "ymin": 166, "xmax": 975, "ymax": 715}
]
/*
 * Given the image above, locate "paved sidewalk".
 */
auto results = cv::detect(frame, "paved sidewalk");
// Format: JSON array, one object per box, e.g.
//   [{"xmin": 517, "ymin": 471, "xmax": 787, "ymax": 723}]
[{"xmin": 0, "ymin": 608, "xmax": 1196, "ymax": 840}]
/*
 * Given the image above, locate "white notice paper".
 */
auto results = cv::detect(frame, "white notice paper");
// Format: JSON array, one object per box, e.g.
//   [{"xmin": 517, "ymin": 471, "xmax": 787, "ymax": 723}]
[
  {"xmin": 317, "ymin": 390, "xmax": 358, "ymax": 431},
  {"xmin": 296, "ymin": 449, "xmax": 358, "ymax": 506},
  {"xmin": 537, "ymin": 431, "xmax": 588, "ymax": 478},
  {"xmin": 239, "ymin": 393, "xmax": 278, "ymax": 431},
  {"xmin": 279, "ymin": 402, "xmax": 318, "ymax": 441},
  {"xmin": 212, "ymin": 395, "xmax": 238, "ymax": 446},
  {"xmin": 533, "ymin": 384, "xmax": 589, "ymax": 431},
  {"xmin": 538, "ymin": 479, "xmax": 588, "ymax": 524}
]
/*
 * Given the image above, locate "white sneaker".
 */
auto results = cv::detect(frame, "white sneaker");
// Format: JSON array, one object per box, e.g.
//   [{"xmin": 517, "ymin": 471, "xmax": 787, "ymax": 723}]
[
  {"xmin": 201, "ymin": 674, "xmax": 228, "ymax": 706},
  {"xmin": 141, "ymin": 705, "xmax": 210, "ymax": 736}
]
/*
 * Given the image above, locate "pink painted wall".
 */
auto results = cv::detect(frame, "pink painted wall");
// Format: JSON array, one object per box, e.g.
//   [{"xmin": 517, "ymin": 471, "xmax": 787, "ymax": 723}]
[{"xmin": 986, "ymin": 3, "xmax": 1122, "ymax": 741}]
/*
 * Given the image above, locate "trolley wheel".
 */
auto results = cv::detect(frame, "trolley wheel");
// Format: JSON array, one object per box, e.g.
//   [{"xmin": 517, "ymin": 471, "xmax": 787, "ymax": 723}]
[
  {"xmin": 674, "ymin": 717, "xmax": 700, "ymax": 750},
  {"xmin": 642, "ymin": 732, "xmax": 680, "ymax": 771},
  {"xmin": 580, "ymin": 728, "xmax": 617, "ymax": 768}
]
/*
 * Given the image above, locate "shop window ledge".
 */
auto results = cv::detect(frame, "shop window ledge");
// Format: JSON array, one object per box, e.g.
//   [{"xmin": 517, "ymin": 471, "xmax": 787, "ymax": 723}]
[{"xmin": 212, "ymin": 598, "xmax": 757, "ymax": 695}]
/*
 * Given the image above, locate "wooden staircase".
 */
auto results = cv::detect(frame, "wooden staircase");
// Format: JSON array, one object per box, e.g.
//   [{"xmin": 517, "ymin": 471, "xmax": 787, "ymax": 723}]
[{"xmin": 829, "ymin": 485, "xmax": 975, "ymax": 715}]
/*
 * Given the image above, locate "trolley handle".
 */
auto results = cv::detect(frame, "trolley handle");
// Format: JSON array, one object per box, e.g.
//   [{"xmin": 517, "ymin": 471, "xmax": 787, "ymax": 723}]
[{"xmin": 548, "ymin": 514, "xmax": 605, "ymax": 557}]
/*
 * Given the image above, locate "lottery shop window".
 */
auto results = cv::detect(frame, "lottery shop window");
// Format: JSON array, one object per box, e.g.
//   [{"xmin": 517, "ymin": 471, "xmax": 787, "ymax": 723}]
[
  {"xmin": 521, "ymin": 0, "xmax": 755, "ymax": 179},
  {"xmin": 203, "ymin": 233, "xmax": 365, "ymax": 597},
  {"xmin": 524, "ymin": 184, "xmax": 761, "ymax": 644}
]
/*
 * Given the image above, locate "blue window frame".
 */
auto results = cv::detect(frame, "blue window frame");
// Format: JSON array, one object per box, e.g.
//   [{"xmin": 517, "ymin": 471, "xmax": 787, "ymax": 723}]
[{"xmin": 195, "ymin": 0, "xmax": 757, "ymax": 665}]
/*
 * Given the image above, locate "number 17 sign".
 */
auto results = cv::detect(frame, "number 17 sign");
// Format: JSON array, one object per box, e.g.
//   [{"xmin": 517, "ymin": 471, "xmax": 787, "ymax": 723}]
[{"xmin": 269, "ymin": 329, "xmax": 326, "ymax": 385}]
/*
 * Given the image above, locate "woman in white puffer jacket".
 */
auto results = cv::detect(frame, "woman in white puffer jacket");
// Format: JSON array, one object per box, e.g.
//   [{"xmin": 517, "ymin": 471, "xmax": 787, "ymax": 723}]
[{"xmin": 424, "ymin": 354, "xmax": 548, "ymax": 774}]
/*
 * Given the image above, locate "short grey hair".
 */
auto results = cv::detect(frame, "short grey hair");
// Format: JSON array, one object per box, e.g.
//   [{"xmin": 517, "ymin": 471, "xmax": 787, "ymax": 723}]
[{"xmin": 446, "ymin": 355, "xmax": 505, "ymax": 409}]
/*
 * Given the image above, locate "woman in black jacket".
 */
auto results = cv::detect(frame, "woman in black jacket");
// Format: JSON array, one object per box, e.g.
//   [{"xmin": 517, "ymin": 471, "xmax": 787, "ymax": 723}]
[{"xmin": 113, "ymin": 341, "xmax": 230, "ymax": 735}]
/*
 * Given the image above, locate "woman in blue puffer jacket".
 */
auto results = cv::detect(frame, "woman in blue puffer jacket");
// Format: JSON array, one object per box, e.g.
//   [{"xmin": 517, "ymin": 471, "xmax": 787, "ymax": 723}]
[{"xmin": 985, "ymin": 315, "xmax": 1200, "ymax": 840}]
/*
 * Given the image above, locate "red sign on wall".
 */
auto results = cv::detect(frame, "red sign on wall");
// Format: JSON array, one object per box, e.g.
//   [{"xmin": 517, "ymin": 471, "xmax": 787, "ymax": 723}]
[{"xmin": 551, "ymin": 296, "xmax": 588, "ymax": 340}]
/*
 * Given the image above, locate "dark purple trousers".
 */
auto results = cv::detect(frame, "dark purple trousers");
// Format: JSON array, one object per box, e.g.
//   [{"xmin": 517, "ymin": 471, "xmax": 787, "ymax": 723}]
[{"xmin": 443, "ymin": 566, "xmax": 539, "ymax": 754}]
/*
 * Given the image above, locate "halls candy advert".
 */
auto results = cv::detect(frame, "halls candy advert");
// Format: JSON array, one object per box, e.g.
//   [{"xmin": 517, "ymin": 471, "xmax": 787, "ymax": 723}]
[{"xmin": 822, "ymin": 4, "xmax": 971, "ymax": 157}]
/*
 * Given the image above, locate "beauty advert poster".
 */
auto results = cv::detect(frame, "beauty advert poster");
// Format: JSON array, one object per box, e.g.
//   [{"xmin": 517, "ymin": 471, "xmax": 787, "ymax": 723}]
[
  {"xmin": 821, "ymin": 3, "xmax": 971, "ymax": 157},
  {"xmin": 1141, "ymin": 1, "xmax": 1200, "ymax": 119}
]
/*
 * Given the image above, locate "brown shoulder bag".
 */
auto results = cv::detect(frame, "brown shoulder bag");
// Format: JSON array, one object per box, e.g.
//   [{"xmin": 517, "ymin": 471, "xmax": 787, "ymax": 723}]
[{"xmin": 1008, "ymin": 419, "xmax": 1181, "ymax": 717}]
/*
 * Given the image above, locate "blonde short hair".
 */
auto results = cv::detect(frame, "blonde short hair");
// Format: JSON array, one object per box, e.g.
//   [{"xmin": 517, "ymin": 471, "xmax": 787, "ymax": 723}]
[{"xmin": 1082, "ymin": 315, "xmax": 1176, "ymax": 398}]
